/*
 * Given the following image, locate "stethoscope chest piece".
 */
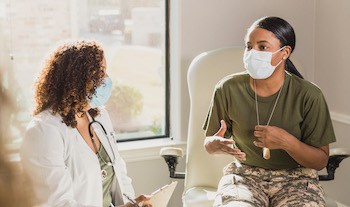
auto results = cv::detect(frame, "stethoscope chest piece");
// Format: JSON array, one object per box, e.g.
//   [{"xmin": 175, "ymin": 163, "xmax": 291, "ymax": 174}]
[{"xmin": 101, "ymin": 169, "xmax": 107, "ymax": 180}]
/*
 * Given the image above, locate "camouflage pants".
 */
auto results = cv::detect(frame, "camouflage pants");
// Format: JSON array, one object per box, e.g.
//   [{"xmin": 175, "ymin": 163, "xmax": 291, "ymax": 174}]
[{"xmin": 213, "ymin": 162, "xmax": 325, "ymax": 207}]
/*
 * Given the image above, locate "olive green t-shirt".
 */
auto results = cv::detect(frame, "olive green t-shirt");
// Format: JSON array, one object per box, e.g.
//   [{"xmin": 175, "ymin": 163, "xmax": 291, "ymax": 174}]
[
  {"xmin": 203, "ymin": 71, "xmax": 336, "ymax": 170},
  {"xmin": 98, "ymin": 144, "xmax": 115, "ymax": 207}
]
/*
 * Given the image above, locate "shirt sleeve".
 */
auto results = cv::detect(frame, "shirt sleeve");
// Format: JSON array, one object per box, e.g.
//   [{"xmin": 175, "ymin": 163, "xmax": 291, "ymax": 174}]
[
  {"xmin": 300, "ymin": 90, "xmax": 336, "ymax": 147},
  {"xmin": 202, "ymin": 84, "xmax": 232, "ymax": 138},
  {"xmin": 20, "ymin": 120, "xmax": 94, "ymax": 207}
]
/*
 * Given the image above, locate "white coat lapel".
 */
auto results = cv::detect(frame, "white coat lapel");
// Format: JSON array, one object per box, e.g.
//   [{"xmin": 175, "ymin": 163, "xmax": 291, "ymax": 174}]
[{"xmin": 88, "ymin": 110, "xmax": 132, "ymax": 205}]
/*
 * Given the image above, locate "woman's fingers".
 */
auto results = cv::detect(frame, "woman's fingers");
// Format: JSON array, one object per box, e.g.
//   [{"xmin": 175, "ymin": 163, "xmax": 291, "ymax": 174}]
[
  {"xmin": 205, "ymin": 135, "xmax": 243, "ymax": 158},
  {"xmin": 133, "ymin": 194, "xmax": 153, "ymax": 207},
  {"xmin": 220, "ymin": 145, "xmax": 246, "ymax": 160},
  {"xmin": 135, "ymin": 194, "xmax": 151, "ymax": 203},
  {"xmin": 253, "ymin": 140, "xmax": 263, "ymax": 148},
  {"xmin": 254, "ymin": 130, "xmax": 263, "ymax": 137},
  {"xmin": 214, "ymin": 120, "xmax": 227, "ymax": 137}
]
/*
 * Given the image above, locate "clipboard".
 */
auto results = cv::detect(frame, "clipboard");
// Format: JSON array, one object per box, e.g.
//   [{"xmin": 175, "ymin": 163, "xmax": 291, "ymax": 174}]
[{"xmin": 143, "ymin": 181, "xmax": 178, "ymax": 207}]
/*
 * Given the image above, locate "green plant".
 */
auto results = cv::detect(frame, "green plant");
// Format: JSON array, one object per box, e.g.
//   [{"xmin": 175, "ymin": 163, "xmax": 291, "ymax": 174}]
[
  {"xmin": 149, "ymin": 116, "xmax": 162, "ymax": 135},
  {"xmin": 107, "ymin": 83, "xmax": 143, "ymax": 124}
]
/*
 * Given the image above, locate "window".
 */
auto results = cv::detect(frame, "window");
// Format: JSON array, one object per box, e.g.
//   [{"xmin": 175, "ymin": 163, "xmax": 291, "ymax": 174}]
[{"xmin": 0, "ymin": 0, "xmax": 169, "ymax": 147}]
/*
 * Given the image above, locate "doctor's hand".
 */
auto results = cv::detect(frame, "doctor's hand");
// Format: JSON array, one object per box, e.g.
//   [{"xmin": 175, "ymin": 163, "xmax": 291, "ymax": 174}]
[
  {"xmin": 120, "ymin": 194, "xmax": 152, "ymax": 207},
  {"xmin": 204, "ymin": 120, "xmax": 246, "ymax": 160}
]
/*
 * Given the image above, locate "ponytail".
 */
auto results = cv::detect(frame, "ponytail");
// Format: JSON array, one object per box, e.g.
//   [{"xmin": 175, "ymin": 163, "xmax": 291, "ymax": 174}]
[{"xmin": 286, "ymin": 59, "xmax": 304, "ymax": 79}]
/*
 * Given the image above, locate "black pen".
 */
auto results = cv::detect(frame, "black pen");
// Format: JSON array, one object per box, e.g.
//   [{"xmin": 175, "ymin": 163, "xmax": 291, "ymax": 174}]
[{"xmin": 122, "ymin": 193, "xmax": 140, "ymax": 207}]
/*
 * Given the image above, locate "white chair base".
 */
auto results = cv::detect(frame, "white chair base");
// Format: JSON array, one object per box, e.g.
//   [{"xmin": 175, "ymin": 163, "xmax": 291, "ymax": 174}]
[{"xmin": 182, "ymin": 187, "xmax": 216, "ymax": 207}]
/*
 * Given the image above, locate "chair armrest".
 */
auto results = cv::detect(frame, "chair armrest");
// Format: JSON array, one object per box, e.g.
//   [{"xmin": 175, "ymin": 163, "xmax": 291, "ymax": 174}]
[
  {"xmin": 160, "ymin": 147, "xmax": 185, "ymax": 179},
  {"xmin": 319, "ymin": 148, "xmax": 350, "ymax": 181},
  {"xmin": 160, "ymin": 147, "xmax": 184, "ymax": 158}
]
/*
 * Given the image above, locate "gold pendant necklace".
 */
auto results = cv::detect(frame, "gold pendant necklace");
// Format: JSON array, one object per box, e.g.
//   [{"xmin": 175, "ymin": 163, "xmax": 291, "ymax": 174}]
[{"xmin": 254, "ymin": 78, "xmax": 284, "ymax": 159}]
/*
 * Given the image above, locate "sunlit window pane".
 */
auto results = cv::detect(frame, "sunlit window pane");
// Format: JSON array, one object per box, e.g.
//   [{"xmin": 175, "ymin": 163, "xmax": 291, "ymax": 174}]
[{"xmin": 0, "ymin": 0, "xmax": 168, "ymax": 146}]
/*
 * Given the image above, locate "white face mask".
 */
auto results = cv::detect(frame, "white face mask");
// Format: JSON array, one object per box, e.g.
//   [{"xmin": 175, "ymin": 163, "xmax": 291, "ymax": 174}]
[{"xmin": 243, "ymin": 46, "xmax": 285, "ymax": 79}]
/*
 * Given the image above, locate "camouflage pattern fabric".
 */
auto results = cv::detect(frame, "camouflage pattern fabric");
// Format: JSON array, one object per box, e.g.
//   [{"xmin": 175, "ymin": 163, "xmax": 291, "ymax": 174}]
[{"xmin": 213, "ymin": 162, "xmax": 325, "ymax": 207}]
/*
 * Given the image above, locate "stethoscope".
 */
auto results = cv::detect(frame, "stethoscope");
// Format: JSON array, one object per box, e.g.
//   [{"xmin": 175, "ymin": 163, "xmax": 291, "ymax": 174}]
[{"xmin": 88, "ymin": 118, "xmax": 116, "ymax": 167}]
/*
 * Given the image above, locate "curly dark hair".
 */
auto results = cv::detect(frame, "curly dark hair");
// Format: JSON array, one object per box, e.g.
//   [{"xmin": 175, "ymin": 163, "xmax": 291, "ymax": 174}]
[{"xmin": 34, "ymin": 40, "xmax": 105, "ymax": 127}]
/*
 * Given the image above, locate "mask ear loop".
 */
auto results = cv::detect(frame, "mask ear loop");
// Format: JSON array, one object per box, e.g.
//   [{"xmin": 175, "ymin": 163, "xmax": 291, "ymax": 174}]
[
  {"xmin": 271, "ymin": 46, "xmax": 287, "ymax": 67},
  {"xmin": 273, "ymin": 45, "xmax": 287, "ymax": 54},
  {"xmin": 272, "ymin": 59, "xmax": 283, "ymax": 68}
]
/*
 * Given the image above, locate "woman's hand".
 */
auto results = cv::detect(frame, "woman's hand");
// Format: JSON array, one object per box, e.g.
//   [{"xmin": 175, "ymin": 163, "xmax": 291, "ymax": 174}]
[
  {"xmin": 204, "ymin": 120, "xmax": 246, "ymax": 160},
  {"xmin": 120, "ymin": 194, "xmax": 152, "ymax": 207},
  {"xmin": 253, "ymin": 125, "xmax": 329, "ymax": 170},
  {"xmin": 253, "ymin": 125, "xmax": 289, "ymax": 150}
]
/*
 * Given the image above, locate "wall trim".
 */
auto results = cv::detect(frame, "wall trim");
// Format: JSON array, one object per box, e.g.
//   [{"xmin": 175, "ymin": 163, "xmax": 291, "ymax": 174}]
[{"xmin": 330, "ymin": 111, "xmax": 350, "ymax": 125}]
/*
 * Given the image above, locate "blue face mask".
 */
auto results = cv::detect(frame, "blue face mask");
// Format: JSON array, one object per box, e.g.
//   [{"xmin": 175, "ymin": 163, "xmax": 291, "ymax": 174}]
[{"xmin": 89, "ymin": 77, "xmax": 113, "ymax": 108}]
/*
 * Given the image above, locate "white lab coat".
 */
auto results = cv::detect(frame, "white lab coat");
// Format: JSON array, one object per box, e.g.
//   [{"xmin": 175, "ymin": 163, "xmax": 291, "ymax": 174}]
[{"xmin": 20, "ymin": 107, "xmax": 135, "ymax": 207}]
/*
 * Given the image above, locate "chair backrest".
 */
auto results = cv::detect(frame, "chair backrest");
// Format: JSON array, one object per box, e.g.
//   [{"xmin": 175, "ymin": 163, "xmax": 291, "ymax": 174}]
[{"xmin": 184, "ymin": 47, "xmax": 245, "ymax": 193}]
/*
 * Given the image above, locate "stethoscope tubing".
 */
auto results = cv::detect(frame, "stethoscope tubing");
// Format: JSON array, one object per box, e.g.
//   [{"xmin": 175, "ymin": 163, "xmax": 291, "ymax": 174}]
[{"xmin": 88, "ymin": 118, "xmax": 116, "ymax": 166}]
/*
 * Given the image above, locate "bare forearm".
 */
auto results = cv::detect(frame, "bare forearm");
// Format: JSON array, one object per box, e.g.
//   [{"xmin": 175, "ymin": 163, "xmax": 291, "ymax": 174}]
[{"xmin": 283, "ymin": 134, "xmax": 329, "ymax": 171}]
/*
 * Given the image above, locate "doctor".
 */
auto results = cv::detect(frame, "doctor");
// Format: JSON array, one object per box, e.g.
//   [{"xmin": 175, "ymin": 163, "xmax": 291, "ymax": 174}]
[{"xmin": 20, "ymin": 40, "xmax": 151, "ymax": 207}]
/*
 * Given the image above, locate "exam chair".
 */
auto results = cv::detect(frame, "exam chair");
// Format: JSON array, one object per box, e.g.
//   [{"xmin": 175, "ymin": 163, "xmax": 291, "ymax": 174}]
[{"xmin": 160, "ymin": 47, "xmax": 350, "ymax": 207}]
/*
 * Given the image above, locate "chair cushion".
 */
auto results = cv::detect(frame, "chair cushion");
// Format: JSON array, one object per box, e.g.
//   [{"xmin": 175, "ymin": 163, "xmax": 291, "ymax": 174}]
[{"xmin": 182, "ymin": 187, "xmax": 217, "ymax": 207}]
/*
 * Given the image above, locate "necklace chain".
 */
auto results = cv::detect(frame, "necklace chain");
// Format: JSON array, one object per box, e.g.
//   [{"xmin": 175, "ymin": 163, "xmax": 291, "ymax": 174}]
[{"xmin": 254, "ymin": 79, "xmax": 284, "ymax": 126}]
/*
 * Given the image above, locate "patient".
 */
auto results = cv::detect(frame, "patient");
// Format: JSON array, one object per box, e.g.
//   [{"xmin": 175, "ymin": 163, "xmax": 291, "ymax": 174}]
[{"xmin": 203, "ymin": 16, "xmax": 336, "ymax": 207}]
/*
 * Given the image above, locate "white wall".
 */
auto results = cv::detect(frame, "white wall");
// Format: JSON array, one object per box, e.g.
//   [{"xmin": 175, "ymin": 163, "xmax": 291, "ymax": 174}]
[
  {"xmin": 314, "ymin": 0, "xmax": 350, "ymax": 205},
  {"xmin": 124, "ymin": 0, "xmax": 350, "ymax": 206}
]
